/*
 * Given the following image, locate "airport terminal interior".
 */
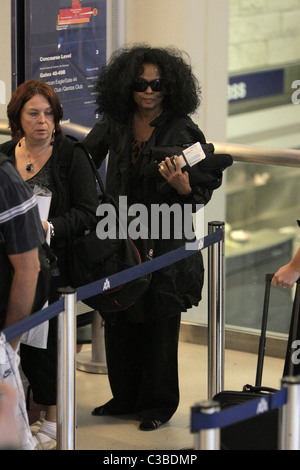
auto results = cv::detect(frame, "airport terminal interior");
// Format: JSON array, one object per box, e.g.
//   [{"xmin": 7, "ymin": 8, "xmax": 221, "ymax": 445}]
[
  {"xmin": 73, "ymin": 340, "xmax": 284, "ymax": 450},
  {"xmin": 23, "ymin": 312, "xmax": 285, "ymax": 451},
  {"xmin": 1, "ymin": 0, "xmax": 300, "ymax": 450}
]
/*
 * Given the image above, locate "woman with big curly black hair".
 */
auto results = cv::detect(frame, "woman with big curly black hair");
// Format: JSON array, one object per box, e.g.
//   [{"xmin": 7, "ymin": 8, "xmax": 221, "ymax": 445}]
[
  {"xmin": 94, "ymin": 45, "xmax": 200, "ymax": 123},
  {"xmin": 84, "ymin": 45, "xmax": 215, "ymax": 431}
]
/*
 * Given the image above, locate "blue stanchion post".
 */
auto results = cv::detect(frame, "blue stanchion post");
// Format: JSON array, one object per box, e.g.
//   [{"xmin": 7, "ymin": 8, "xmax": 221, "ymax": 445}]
[
  {"xmin": 57, "ymin": 287, "xmax": 77, "ymax": 450},
  {"xmin": 192, "ymin": 401, "xmax": 220, "ymax": 450}
]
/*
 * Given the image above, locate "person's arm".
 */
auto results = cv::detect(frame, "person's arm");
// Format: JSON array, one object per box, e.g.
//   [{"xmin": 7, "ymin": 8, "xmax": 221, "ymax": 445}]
[
  {"xmin": 155, "ymin": 118, "xmax": 213, "ymax": 208},
  {"xmin": 272, "ymin": 247, "xmax": 300, "ymax": 288},
  {"xmin": 3, "ymin": 247, "xmax": 40, "ymax": 350}
]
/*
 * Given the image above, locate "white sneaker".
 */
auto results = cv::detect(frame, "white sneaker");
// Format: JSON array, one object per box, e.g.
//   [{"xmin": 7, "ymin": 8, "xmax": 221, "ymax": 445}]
[
  {"xmin": 34, "ymin": 430, "xmax": 57, "ymax": 450},
  {"xmin": 30, "ymin": 417, "xmax": 45, "ymax": 435}
]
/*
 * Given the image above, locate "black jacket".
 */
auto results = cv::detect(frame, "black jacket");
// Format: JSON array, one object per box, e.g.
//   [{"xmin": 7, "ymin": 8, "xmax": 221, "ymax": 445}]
[
  {"xmin": 84, "ymin": 113, "xmax": 213, "ymax": 320},
  {"xmin": 0, "ymin": 135, "xmax": 98, "ymax": 287}
]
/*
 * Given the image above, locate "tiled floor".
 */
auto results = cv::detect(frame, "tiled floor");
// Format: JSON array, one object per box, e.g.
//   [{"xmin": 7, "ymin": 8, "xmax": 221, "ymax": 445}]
[{"xmin": 75, "ymin": 341, "xmax": 284, "ymax": 451}]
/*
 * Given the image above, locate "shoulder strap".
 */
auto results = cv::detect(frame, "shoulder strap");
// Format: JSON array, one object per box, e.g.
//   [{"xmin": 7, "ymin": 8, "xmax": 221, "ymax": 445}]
[
  {"xmin": 55, "ymin": 136, "xmax": 106, "ymax": 195},
  {"xmin": 75, "ymin": 142, "xmax": 106, "ymax": 196},
  {"xmin": 56, "ymin": 135, "xmax": 78, "ymax": 179}
]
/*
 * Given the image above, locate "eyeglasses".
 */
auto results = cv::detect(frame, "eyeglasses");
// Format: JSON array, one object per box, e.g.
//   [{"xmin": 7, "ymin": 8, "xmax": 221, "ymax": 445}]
[{"xmin": 132, "ymin": 78, "xmax": 163, "ymax": 92}]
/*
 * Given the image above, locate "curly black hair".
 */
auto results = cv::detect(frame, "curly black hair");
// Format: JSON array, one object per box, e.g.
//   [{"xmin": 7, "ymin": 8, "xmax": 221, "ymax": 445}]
[{"xmin": 94, "ymin": 44, "xmax": 201, "ymax": 124}]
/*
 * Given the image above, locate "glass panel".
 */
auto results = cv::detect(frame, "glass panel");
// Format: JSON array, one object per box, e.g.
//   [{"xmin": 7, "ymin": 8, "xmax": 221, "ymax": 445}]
[{"xmin": 225, "ymin": 162, "xmax": 300, "ymax": 335}]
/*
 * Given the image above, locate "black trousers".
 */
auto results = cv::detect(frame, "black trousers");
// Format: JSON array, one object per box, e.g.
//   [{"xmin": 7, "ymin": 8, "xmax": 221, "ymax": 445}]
[
  {"xmin": 20, "ymin": 312, "xmax": 88, "ymax": 405},
  {"xmin": 103, "ymin": 313, "xmax": 181, "ymax": 423},
  {"xmin": 20, "ymin": 274, "xmax": 65, "ymax": 406},
  {"xmin": 20, "ymin": 316, "xmax": 57, "ymax": 406}
]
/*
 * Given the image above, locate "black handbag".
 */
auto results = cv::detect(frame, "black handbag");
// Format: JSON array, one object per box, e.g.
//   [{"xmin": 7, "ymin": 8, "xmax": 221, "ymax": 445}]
[
  {"xmin": 31, "ymin": 242, "xmax": 59, "ymax": 313},
  {"xmin": 69, "ymin": 146, "xmax": 154, "ymax": 314}
]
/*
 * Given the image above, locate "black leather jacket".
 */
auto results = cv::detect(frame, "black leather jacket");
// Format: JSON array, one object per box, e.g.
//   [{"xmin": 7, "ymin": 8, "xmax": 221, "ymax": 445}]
[{"xmin": 84, "ymin": 112, "xmax": 213, "ymax": 319}]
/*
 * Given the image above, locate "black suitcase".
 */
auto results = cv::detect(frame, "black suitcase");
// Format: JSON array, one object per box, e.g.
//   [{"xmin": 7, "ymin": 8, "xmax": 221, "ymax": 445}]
[{"xmin": 213, "ymin": 273, "xmax": 300, "ymax": 450}]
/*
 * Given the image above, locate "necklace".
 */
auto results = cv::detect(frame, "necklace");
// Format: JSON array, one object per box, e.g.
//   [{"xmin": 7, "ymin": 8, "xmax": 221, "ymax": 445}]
[{"xmin": 22, "ymin": 138, "xmax": 52, "ymax": 173}]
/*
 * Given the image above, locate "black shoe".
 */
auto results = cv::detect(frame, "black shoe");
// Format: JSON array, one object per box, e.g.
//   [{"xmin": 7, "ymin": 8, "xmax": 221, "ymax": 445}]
[
  {"xmin": 139, "ymin": 419, "xmax": 164, "ymax": 431},
  {"xmin": 92, "ymin": 402, "xmax": 134, "ymax": 416},
  {"xmin": 92, "ymin": 405, "xmax": 111, "ymax": 416}
]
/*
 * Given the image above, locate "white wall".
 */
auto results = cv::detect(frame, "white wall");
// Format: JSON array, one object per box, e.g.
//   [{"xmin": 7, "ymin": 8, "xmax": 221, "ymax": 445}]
[
  {"xmin": 227, "ymin": 0, "xmax": 300, "ymax": 149},
  {"xmin": 227, "ymin": 103, "xmax": 300, "ymax": 148},
  {"xmin": 229, "ymin": 0, "xmax": 300, "ymax": 73}
]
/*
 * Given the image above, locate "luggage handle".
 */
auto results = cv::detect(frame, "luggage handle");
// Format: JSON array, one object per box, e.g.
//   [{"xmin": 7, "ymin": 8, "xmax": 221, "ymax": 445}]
[
  {"xmin": 255, "ymin": 274, "xmax": 300, "ymax": 387},
  {"xmin": 243, "ymin": 384, "xmax": 277, "ymax": 394}
]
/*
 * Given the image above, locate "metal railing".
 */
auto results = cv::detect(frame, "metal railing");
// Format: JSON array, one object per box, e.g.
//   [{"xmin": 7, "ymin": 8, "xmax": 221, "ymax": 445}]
[
  {"xmin": 1, "ymin": 118, "xmax": 300, "ymax": 165},
  {"xmin": 0, "ymin": 119, "xmax": 10, "ymax": 136},
  {"xmin": 214, "ymin": 141, "xmax": 300, "ymax": 167}
]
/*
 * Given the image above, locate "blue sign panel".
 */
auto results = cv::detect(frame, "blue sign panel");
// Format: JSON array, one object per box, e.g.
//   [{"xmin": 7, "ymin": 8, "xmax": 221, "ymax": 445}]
[
  {"xmin": 25, "ymin": 0, "xmax": 106, "ymax": 128},
  {"xmin": 228, "ymin": 69, "xmax": 284, "ymax": 103}
]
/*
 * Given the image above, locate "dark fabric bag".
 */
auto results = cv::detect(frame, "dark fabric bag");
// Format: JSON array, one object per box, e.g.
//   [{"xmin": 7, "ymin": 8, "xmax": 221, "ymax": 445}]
[
  {"xmin": 32, "ymin": 242, "xmax": 59, "ymax": 312},
  {"xmin": 0, "ymin": 154, "xmax": 59, "ymax": 314},
  {"xmin": 69, "ymin": 145, "xmax": 154, "ymax": 314},
  {"xmin": 71, "ymin": 227, "xmax": 153, "ymax": 313}
]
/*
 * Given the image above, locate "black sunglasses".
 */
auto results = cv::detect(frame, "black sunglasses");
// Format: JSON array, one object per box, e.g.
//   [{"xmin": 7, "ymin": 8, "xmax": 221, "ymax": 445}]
[{"xmin": 132, "ymin": 78, "xmax": 163, "ymax": 92}]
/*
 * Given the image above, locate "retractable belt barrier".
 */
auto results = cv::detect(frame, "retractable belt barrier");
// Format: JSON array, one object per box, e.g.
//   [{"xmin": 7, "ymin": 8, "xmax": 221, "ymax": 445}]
[
  {"xmin": 191, "ymin": 375, "xmax": 300, "ymax": 450},
  {"xmin": 0, "ymin": 229, "xmax": 223, "ymax": 450},
  {"xmin": 191, "ymin": 388, "xmax": 287, "ymax": 431},
  {"xmin": 0, "ymin": 229, "xmax": 222, "ymax": 348}
]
